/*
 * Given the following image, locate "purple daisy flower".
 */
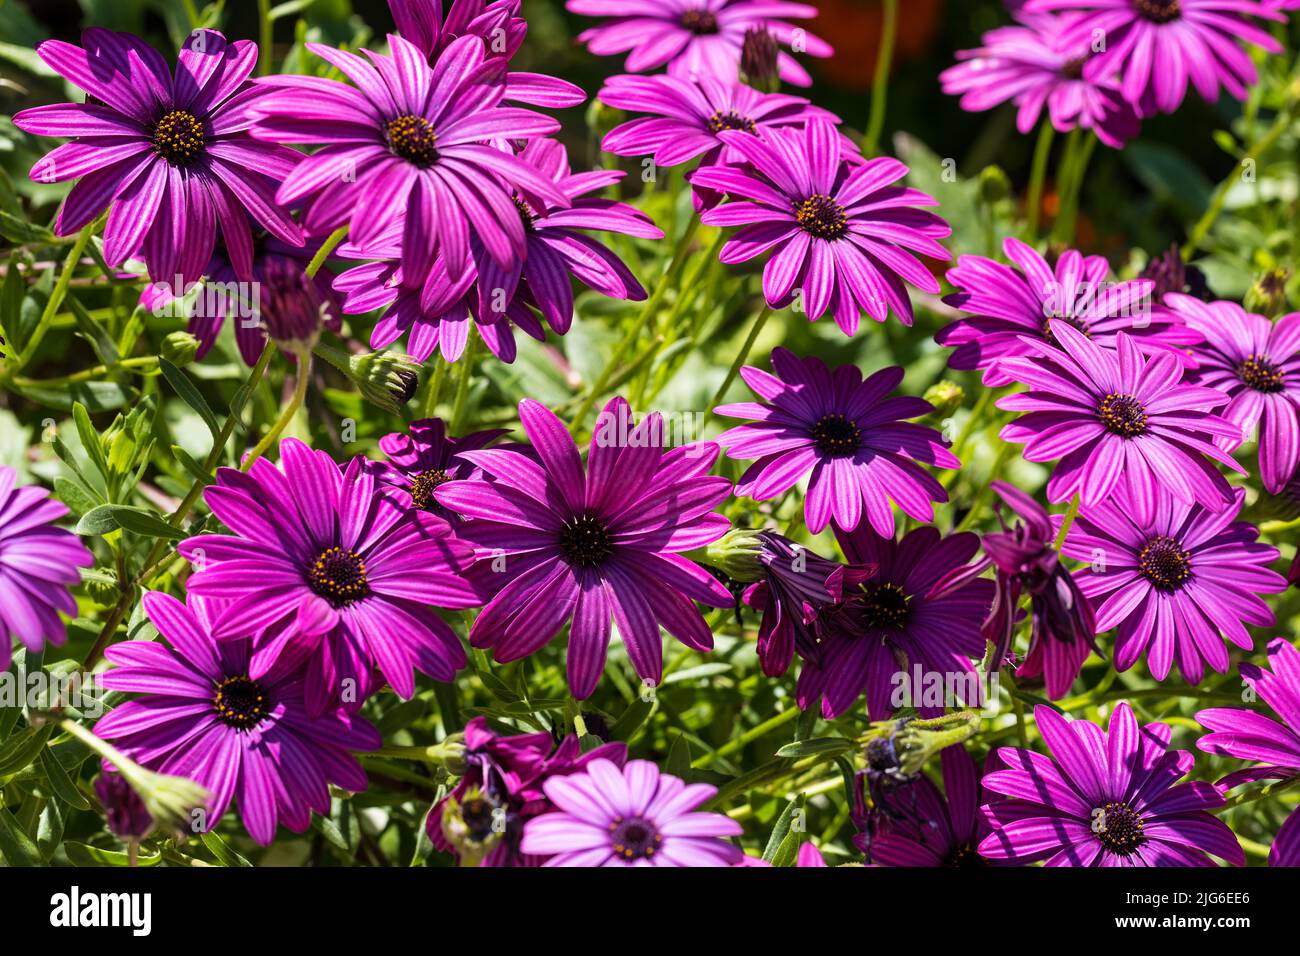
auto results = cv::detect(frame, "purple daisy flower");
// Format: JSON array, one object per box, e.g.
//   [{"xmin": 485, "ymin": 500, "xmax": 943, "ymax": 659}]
[
  {"xmin": 0, "ymin": 466, "xmax": 94, "ymax": 672},
  {"xmin": 716, "ymin": 348, "xmax": 958, "ymax": 536},
  {"xmin": 1061, "ymin": 486, "xmax": 1284, "ymax": 684},
  {"xmin": 799, "ymin": 524, "xmax": 995, "ymax": 720},
  {"xmin": 1197, "ymin": 638, "xmax": 1300, "ymax": 868},
  {"xmin": 940, "ymin": 12, "xmax": 1140, "ymax": 147},
  {"xmin": 597, "ymin": 73, "xmax": 840, "ymax": 208},
  {"xmin": 980, "ymin": 702, "xmax": 1244, "ymax": 866},
  {"xmin": 435, "ymin": 397, "xmax": 734, "ymax": 699},
  {"xmin": 997, "ymin": 321, "xmax": 1241, "ymax": 525},
  {"xmin": 983, "ymin": 481, "xmax": 1098, "ymax": 700},
  {"xmin": 1162, "ymin": 295, "xmax": 1300, "ymax": 493},
  {"xmin": 1027, "ymin": 0, "xmax": 1284, "ymax": 116},
  {"xmin": 389, "ymin": 0, "xmax": 585, "ymax": 107},
  {"xmin": 95, "ymin": 592, "xmax": 382, "ymax": 846},
  {"xmin": 429, "ymin": 716, "xmax": 628, "ymax": 866},
  {"xmin": 140, "ymin": 229, "xmax": 341, "ymax": 366},
  {"xmin": 694, "ymin": 120, "xmax": 952, "ymax": 332},
  {"xmin": 177, "ymin": 438, "xmax": 484, "ymax": 714},
  {"xmin": 568, "ymin": 0, "xmax": 832, "ymax": 88},
  {"xmin": 365, "ymin": 417, "xmax": 508, "ymax": 517},
  {"xmin": 856, "ymin": 746, "xmax": 995, "ymax": 867},
  {"xmin": 520, "ymin": 758, "xmax": 743, "ymax": 866},
  {"xmin": 936, "ymin": 238, "xmax": 1199, "ymax": 387},
  {"xmin": 252, "ymin": 34, "xmax": 568, "ymax": 283},
  {"xmin": 13, "ymin": 28, "xmax": 303, "ymax": 286}
]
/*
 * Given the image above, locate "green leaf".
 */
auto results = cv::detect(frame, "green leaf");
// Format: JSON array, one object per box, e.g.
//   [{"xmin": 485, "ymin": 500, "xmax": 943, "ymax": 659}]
[
  {"xmin": 0, "ymin": 807, "xmax": 41, "ymax": 866},
  {"xmin": 159, "ymin": 358, "xmax": 220, "ymax": 438},
  {"xmin": 609, "ymin": 696, "xmax": 654, "ymax": 742},
  {"xmin": 774, "ymin": 737, "xmax": 854, "ymax": 759},
  {"xmin": 666, "ymin": 733, "xmax": 692, "ymax": 777},
  {"xmin": 0, "ymin": 724, "xmax": 54, "ymax": 776},
  {"xmin": 172, "ymin": 445, "xmax": 214, "ymax": 485},
  {"xmin": 72, "ymin": 402, "xmax": 109, "ymax": 481},
  {"xmin": 66, "ymin": 294, "xmax": 119, "ymax": 365},
  {"xmin": 200, "ymin": 829, "xmax": 253, "ymax": 867},
  {"xmin": 36, "ymin": 797, "xmax": 65, "ymax": 860},
  {"xmin": 54, "ymin": 475, "xmax": 99, "ymax": 516},
  {"xmin": 0, "ymin": 253, "xmax": 22, "ymax": 359},
  {"xmin": 762, "ymin": 796, "xmax": 805, "ymax": 863},
  {"xmin": 65, "ymin": 842, "xmax": 162, "ymax": 867},
  {"xmin": 39, "ymin": 746, "xmax": 91, "ymax": 810},
  {"xmin": 76, "ymin": 504, "xmax": 185, "ymax": 540}
]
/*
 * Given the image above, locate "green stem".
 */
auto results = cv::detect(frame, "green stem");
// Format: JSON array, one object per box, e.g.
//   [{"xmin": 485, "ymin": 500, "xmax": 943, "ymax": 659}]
[
  {"xmin": 257, "ymin": 0, "xmax": 274, "ymax": 76},
  {"xmin": 862, "ymin": 0, "xmax": 899, "ymax": 157},
  {"xmin": 10, "ymin": 221, "xmax": 98, "ymax": 374},
  {"xmin": 1216, "ymin": 775, "xmax": 1300, "ymax": 813},
  {"xmin": 421, "ymin": 357, "xmax": 448, "ymax": 420},
  {"xmin": 449, "ymin": 331, "xmax": 479, "ymax": 434},
  {"xmin": 12, "ymin": 355, "xmax": 158, "ymax": 387},
  {"xmin": 695, "ymin": 707, "xmax": 802, "ymax": 769},
  {"xmin": 306, "ymin": 225, "xmax": 348, "ymax": 279},
  {"xmin": 1025, "ymin": 120, "xmax": 1055, "ymax": 238},
  {"xmin": 1053, "ymin": 493, "xmax": 1081, "ymax": 551},
  {"xmin": 242, "ymin": 345, "xmax": 312, "ymax": 471},
  {"xmin": 709, "ymin": 303, "xmax": 774, "ymax": 414},
  {"xmin": 569, "ymin": 218, "xmax": 702, "ymax": 435}
]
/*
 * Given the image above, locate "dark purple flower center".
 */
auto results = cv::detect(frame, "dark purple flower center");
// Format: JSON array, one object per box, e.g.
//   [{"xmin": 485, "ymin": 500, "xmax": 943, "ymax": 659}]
[
  {"xmin": 1239, "ymin": 354, "xmax": 1285, "ymax": 393},
  {"xmin": 946, "ymin": 843, "xmax": 985, "ymax": 867},
  {"xmin": 1061, "ymin": 56, "xmax": 1088, "ymax": 80},
  {"xmin": 560, "ymin": 514, "xmax": 613, "ymax": 568},
  {"xmin": 513, "ymin": 196, "xmax": 538, "ymax": 233},
  {"xmin": 795, "ymin": 194, "xmax": 849, "ymax": 241},
  {"xmin": 1138, "ymin": 535, "xmax": 1191, "ymax": 591},
  {"xmin": 609, "ymin": 815, "xmax": 663, "ymax": 861},
  {"xmin": 308, "ymin": 546, "xmax": 371, "ymax": 606},
  {"xmin": 1097, "ymin": 393, "xmax": 1148, "ymax": 438},
  {"xmin": 411, "ymin": 469, "xmax": 451, "ymax": 510},
  {"xmin": 460, "ymin": 796, "xmax": 499, "ymax": 841},
  {"xmin": 1041, "ymin": 316, "xmax": 1091, "ymax": 346},
  {"xmin": 707, "ymin": 110, "xmax": 758, "ymax": 135},
  {"xmin": 152, "ymin": 110, "xmax": 206, "ymax": 165},
  {"xmin": 1134, "ymin": 0, "xmax": 1181, "ymax": 23},
  {"xmin": 1094, "ymin": 800, "xmax": 1146, "ymax": 856},
  {"xmin": 386, "ymin": 114, "xmax": 440, "ymax": 167},
  {"xmin": 859, "ymin": 582, "xmax": 911, "ymax": 631},
  {"xmin": 680, "ymin": 9, "xmax": 719, "ymax": 34},
  {"xmin": 810, "ymin": 413, "xmax": 862, "ymax": 458},
  {"xmin": 213, "ymin": 675, "xmax": 270, "ymax": 730}
]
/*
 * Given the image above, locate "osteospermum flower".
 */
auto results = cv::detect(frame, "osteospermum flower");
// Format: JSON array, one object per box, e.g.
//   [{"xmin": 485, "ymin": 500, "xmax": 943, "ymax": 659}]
[
  {"xmin": 936, "ymin": 238, "xmax": 1198, "ymax": 386},
  {"xmin": 435, "ymin": 397, "xmax": 734, "ymax": 698},
  {"xmin": 141, "ymin": 229, "xmax": 341, "ymax": 366},
  {"xmin": 13, "ymin": 28, "xmax": 303, "ymax": 285},
  {"xmin": 429, "ymin": 716, "xmax": 628, "ymax": 866},
  {"xmin": 95, "ymin": 593, "xmax": 381, "ymax": 846},
  {"xmin": 0, "ymin": 466, "xmax": 93, "ymax": 671},
  {"xmin": 940, "ymin": 12, "xmax": 1140, "ymax": 147},
  {"xmin": 1027, "ymin": 0, "xmax": 1284, "ymax": 116},
  {"xmin": 1161, "ymin": 295, "xmax": 1300, "ymax": 493},
  {"xmin": 997, "ymin": 321, "xmax": 1241, "ymax": 525},
  {"xmin": 716, "ymin": 348, "xmax": 958, "ymax": 536},
  {"xmin": 695, "ymin": 120, "xmax": 951, "ymax": 331},
  {"xmin": 520, "ymin": 758, "xmax": 743, "ymax": 866},
  {"xmin": 1062, "ymin": 486, "xmax": 1284, "ymax": 684},
  {"xmin": 366, "ymin": 418, "xmax": 508, "ymax": 518},
  {"xmin": 568, "ymin": 0, "xmax": 831, "ymax": 88},
  {"xmin": 980, "ymin": 702, "xmax": 1244, "ymax": 866},
  {"xmin": 251, "ymin": 34, "xmax": 567, "ymax": 283},
  {"xmin": 178, "ymin": 438, "xmax": 484, "ymax": 714},
  {"xmin": 1198, "ymin": 639, "xmax": 1300, "ymax": 868},
  {"xmin": 856, "ymin": 747, "xmax": 995, "ymax": 867},
  {"xmin": 800, "ymin": 525, "xmax": 994, "ymax": 720}
]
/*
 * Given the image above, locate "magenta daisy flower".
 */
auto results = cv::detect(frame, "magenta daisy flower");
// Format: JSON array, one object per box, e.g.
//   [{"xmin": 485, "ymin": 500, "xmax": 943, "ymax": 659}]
[
  {"xmin": 940, "ymin": 12, "xmax": 1140, "ymax": 147},
  {"xmin": 1027, "ymin": 0, "xmax": 1284, "ymax": 116},
  {"xmin": 0, "ymin": 466, "xmax": 93, "ymax": 672},
  {"xmin": 428, "ymin": 716, "xmax": 628, "ymax": 866},
  {"xmin": 1162, "ymin": 295, "xmax": 1300, "ymax": 493},
  {"xmin": 936, "ymin": 238, "xmax": 1198, "ymax": 387},
  {"xmin": 695, "ymin": 120, "xmax": 951, "ymax": 332},
  {"xmin": 13, "ymin": 28, "xmax": 303, "ymax": 286},
  {"xmin": 520, "ymin": 758, "xmax": 743, "ymax": 866},
  {"xmin": 799, "ymin": 524, "xmax": 995, "ymax": 720},
  {"xmin": 365, "ymin": 417, "xmax": 508, "ymax": 518},
  {"xmin": 1062, "ymin": 487, "xmax": 1284, "ymax": 683},
  {"xmin": 856, "ymin": 747, "xmax": 995, "ymax": 867},
  {"xmin": 1198, "ymin": 638, "xmax": 1300, "ymax": 868},
  {"xmin": 980, "ymin": 702, "xmax": 1244, "ymax": 866},
  {"xmin": 568, "ymin": 0, "xmax": 832, "ymax": 88},
  {"xmin": 251, "ymin": 34, "xmax": 567, "ymax": 283},
  {"xmin": 95, "ymin": 593, "xmax": 382, "ymax": 846},
  {"xmin": 177, "ymin": 438, "xmax": 484, "ymax": 714},
  {"xmin": 140, "ymin": 229, "xmax": 341, "ymax": 366},
  {"xmin": 716, "ymin": 348, "xmax": 958, "ymax": 537},
  {"xmin": 435, "ymin": 397, "xmax": 733, "ymax": 699},
  {"xmin": 389, "ymin": 0, "xmax": 585, "ymax": 107},
  {"xmin": 997, "ymin": 321, "xmax": 1241, "ymax": 525}
]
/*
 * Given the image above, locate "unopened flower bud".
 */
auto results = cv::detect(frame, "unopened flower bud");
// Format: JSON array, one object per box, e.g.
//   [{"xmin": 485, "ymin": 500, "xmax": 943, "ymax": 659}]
[
  {"xmin": 701, "ymin": 528, "xmax": 764, "ymax": 583},
  {"xmin": 260, "ymin": 255, "xmax": 325, "ymax": 351},
  {"xmin": 95, "ymin": 769, "xmax": 153, "ymax": 841},
  {"xmin": 861, "ymin": 711, "xmax": 980, "ymax": 778},
  {"xmin": 923, "ymin": 381, "xmax": 964, "ymax": 421},
  {"xmin": 978, "ymin": 165, "xmax": 1012, "ymax": 206},
  {"xmin": 160, "ymin": 331, "xmax": 200, "ymax": 367},
  {"xmin": 441, "ymin": 787, "xmax": 504, "ymax": 867},
  {"xmin": 1244, "ymin": 268, "xmax": 1291, "ymax": 318},
  {"xmin": 740, "ymin": 27, "xmax": 780, "ymax": 93}
]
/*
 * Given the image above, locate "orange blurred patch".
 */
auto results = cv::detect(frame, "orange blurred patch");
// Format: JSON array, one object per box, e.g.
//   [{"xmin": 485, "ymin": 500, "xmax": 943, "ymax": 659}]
[{"xmin": 814, "ymin": 0, "xmax": 945, "ymax": 90}]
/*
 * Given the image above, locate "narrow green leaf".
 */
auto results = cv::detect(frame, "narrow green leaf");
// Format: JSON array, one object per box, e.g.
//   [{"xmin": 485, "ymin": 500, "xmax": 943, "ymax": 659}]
[
  {"xmin": 0, "ymin": 807, "xmax": 41, "ymax": 866},
  {"xmin": 609, "ymin": 696, "xmax": 654, "ymax": 742},
  {"xmin": 65, "ymin": 842, "xmax": 163, "ymax": 867},
  {"xmin": 0, "ymin": 724, "xmax": 54, "ymax": 776},
  {"xmin": 39, "ymin": 746, "xmax": 91, "ymax": 810},
  {"xmin": 774, "ymin": 737, "xmax": 854, "ymax": 759},
  {"xmin": 76, "ymin": 504, "xmax": 185, "ymax": 540},
  {"xmin": 66, "ymin": 294, "xmax": 119, "ymax": 365},
  {"xmin": 762, "ymin": 796, "xmax": 805, "ymax": 863},
  {"xmin": 53, "ymin": 475, "xmax": 99, "ymax": 516},
  {"xmin": 666, "ymin": 733, "xmax": 692, "ymax": 777},
  {"xmin": 159, "ymin": 358, "xmax": 220, "ymax": 438},
  {"xmin": 200, "ymin": 829, "xmax": 252, "ymax": 867}
]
